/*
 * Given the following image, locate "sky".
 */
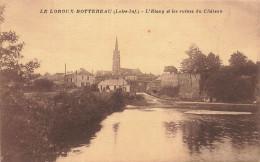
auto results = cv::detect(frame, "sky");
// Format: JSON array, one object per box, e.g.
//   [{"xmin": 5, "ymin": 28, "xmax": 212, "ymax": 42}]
[{"xmin": 1, "ymin": 0, "xmax": 260, "ymax": 75}]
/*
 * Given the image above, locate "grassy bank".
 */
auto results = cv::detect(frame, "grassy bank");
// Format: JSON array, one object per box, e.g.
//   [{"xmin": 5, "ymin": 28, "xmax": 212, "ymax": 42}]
[
  {"xmin": 1, "ymin": 89, "xmax": 125, "ymax": 162},
  {"xmin": 125, "ymin": 94, "xmax": 150, "ymax": 106}
]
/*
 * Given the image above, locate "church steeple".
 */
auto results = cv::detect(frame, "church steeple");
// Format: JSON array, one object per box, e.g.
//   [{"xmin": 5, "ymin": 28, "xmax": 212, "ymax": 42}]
[
  {"xmin": 115, "ymin": 37, "xmax": 119, "ymax": 52},
  {"xmin": 112, "ymin": 37, "xmax": 120, "ymax": 75}
]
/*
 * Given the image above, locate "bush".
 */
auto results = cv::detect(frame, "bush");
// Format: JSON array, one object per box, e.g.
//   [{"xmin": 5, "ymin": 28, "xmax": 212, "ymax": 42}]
[
  {"xmin": 91, "ymin": 83, "xmax": 99, "ymax": 92},
  {"xmin": 1, "ymin": 89, "xmax": 126, "ymax": 162}
]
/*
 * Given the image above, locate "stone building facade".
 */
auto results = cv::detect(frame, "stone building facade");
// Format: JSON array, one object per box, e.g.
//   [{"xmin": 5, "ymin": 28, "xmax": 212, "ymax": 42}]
[
  {"xmin": 65, "ymin": 68, "xmax": 95, "ymax": 87},
  {"xmin": 98, "ymin": 78, "xmax": 130, "ymax": 92}
]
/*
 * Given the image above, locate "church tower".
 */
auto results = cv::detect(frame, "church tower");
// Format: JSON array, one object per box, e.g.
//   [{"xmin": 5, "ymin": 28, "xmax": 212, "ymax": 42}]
[{"xmin": 112, "ymin": 37, "xmax": 120, "ymax": 75}]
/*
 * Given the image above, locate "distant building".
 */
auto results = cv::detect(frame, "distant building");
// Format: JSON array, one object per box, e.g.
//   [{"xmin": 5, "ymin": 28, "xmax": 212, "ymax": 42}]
[
  {"xmin": 125, "ymin": 75, "xmax": 137, "ymax": 81},
  {"xmin": 112, "ymin": 37, "xmax": 143, "ymax": 76},
  {"xmin": 127, "ymin": 80, "xmax": 147, "ymax": 92},
  {"xmin": 65, "ymin": 68, "xmax": 95, "ymax": 87},
  {"xmin": 147, "ymin": 77, "xmax": 162, "ymax": 95},
  {"xmin": 96, "ymin": 70, "xmax": 113, "ymax": 76},
  {"xmin": 98, "ymin": 78, "xmax": 130, "ymax": 92}
]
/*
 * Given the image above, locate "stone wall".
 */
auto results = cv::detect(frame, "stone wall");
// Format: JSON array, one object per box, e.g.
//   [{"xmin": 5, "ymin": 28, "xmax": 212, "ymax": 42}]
[
  {"xmin": 161, "ymin": 73, "xmax": 200, "ymax": 100},
  {"xmin": 161, "ymin": 73, "xmax": 179, "ymax": 87},
  {"xmin": 178, "ymin": 74, "xmax": 200, "ymax": 100}
]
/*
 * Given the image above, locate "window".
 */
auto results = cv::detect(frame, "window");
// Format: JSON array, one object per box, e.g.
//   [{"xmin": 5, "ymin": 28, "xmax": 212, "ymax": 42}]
[
  {"xmin": 82, "ymin": 76, "xmax": 84, "ymax": 79},
  {"xmin": 87, "ymin": 76, "xmax": 89, "ymax": 80},
  {"xmin": 114, "ymin": 85, "xmax": 116, "ymax": 90}
]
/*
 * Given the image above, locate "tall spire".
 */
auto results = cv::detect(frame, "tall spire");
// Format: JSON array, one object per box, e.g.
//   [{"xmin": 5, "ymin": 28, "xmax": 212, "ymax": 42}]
[
  {"xmin": 115, "ymin": 37, "xmax": 118, "ymax": 51},
  {"xmin": 113, "ymin": 36, "xmax": 120, "ymax": 75}
]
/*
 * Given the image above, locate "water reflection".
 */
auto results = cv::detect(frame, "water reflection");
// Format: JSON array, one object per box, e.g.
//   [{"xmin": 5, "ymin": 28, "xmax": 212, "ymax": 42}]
[
  {"xmin": 57, "ymin": 108, "xmax": 260, "ymax": 162},
  {"xmin": 163, "ymin": 122, "xmax": 178, "ymax": 138},
  {"xmin": 180, "ymin": 121, "xmax": 221, "ymax": 154},
  {"xmin": 113, "ymin": 122, "xmax": 120, "ymax": 144}
]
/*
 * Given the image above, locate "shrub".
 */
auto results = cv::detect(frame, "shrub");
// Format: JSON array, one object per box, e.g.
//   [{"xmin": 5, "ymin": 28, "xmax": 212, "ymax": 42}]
[{"xmin": 1, "ymin": 88, "xmax": 126, "ymax": 161}]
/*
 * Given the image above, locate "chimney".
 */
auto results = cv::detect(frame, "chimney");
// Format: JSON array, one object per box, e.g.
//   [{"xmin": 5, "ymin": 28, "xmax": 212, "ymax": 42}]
[{"xmin": 65, "ymin": 64, "xmax": 66, "ymax": 76}]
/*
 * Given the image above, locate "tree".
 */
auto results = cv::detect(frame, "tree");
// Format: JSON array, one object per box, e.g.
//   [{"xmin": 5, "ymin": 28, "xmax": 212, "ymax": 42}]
[
  {"xmin": 164, "ymin": 66, "xmax": 178, "ymax": 73},
  {"xmin": 0, "ymin": 6, "xmax": 40, "ymax": 93},
  {"xmin": 205, "ymin": 66, "xmax": 256, "ymax": 103},
  {"xmin": 229, "ymin": 51, "xmax": 258, "ymax": 76},
  {"xmin": 181, "ymin": 44, "xmax": 207, "ymax": 75},
  {"xmin": 200, "ymin": 52, "xmax": 222, "ymax": 91},
  {"xmin": 228, "ymin": 51, "xmax": 247, "ymax": 75},
  {"xmin": 229, "ymin": 51, "xmax": 247, "ymax": 67},
  {"xmin": 206, "ymin": 52, "xmax": 221, "ymax": 73},
  {"xmin": 181, "ymin": 44, "xmax": 207, "ymax": 87}
]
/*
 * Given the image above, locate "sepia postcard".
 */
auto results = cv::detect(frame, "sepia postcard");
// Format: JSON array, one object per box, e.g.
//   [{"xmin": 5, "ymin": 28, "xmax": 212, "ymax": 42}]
[{"xmin": 0, "ymin": 0, "xmax": 260, "ymax": 162}]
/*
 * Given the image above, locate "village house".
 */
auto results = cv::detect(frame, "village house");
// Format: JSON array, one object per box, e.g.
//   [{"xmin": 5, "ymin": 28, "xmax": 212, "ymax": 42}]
[
  {"xmin": 127, "ymin": 80, "xmax": 147, "ymax": 92},
  {"xmin": 98, "ymin": 78, "xmax": 130, "ymax": 92},
  {"xmin": 96, "ymin": 70, "xmax": 113, "ymax": 76},
  {"xmin": 65, "ymin": 68, "xmax": 95, "ymax": 87},
  {"xmin": 124, "ymin": 75, "xmax": 137, "ymax": 80}
]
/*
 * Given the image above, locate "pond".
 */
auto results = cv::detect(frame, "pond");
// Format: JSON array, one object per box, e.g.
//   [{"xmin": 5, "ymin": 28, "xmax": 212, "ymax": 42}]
[{"xmin": 57, "ymin": 107, "xmax": 260, "ymax": 162}]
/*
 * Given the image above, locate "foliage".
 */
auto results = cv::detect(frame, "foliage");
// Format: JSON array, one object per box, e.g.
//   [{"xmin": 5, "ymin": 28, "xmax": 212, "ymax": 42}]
[
  {"xmin": 229, "ymin": 51, "xmax": 257, "ymax": 76},
  {"xmin": 180, "ymin": 44, "xmax": 258, "ymax": 103},
  {"xmin": 164, "ymin": 66, "xmax": 178, "ymax": 73},
  {"xmin": 205, "ymin": 66, "xmax": 257, "ymax": 103},
  {"xmin": 1, "ymin": 91, "xmax": 54, "ymax": 162},
  {"xmin": 229, "ymin": 51, "xmax": 247, "ymax": 67},
  {"xmin": 181, "ymin": 44, "xmax": 206, "ymax": 75},
  {"xmin": 0, "ymin": 6, "xmax": 40, "ymax": 94},
  {"xmin": 91, "ymin": 83, "xmax": 100, "ymax": 92},
  {"xmin": 199, "ymin": 52, "xmax": 222, "ymax": 91},
  {"xmin": 1, "ymin": 89, "xmax": 126, "ymax": 162},
  {"xmin": 109, "ymin": 88, "xmax": 126, "ymax": 111},
  {"xmin": 205, "ymin": 52, "xmax": 221, "ymax": 73}
]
